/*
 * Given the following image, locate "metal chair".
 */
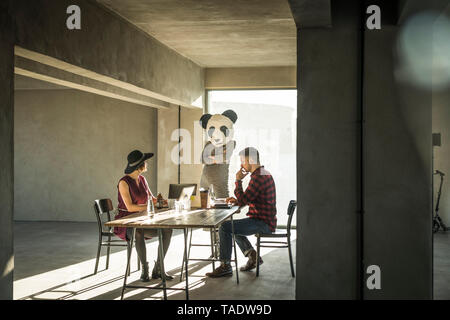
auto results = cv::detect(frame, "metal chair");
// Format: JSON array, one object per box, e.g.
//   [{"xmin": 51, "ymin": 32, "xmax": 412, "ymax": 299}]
[
  {"xmin": 256, "ymin": 200, "xmax": 297, "ymax": 277},
  {"xmin": 93, "ymin": 199, "xmax": 140, "ymax": 275}
]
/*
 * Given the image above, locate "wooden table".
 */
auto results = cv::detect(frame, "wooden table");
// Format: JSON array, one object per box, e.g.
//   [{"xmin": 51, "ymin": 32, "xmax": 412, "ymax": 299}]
[{"xmin": 104, "ymin": 206, "xmax": 240, "ymax": 300}]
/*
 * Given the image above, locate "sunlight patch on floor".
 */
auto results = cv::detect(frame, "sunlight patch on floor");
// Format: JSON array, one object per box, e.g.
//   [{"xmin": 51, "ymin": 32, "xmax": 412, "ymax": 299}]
[{"xmin": 14, "ymin": 229, "xmax": 296, "ymax": 300}]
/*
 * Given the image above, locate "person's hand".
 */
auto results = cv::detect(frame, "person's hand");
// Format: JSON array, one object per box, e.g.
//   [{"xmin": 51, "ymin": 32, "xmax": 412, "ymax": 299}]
[
  {"xmin": 208, "ymin": 155, "xmax": 217, "ymax": 164},
  {"xmin": 236, "ymin": 167, "xmax": 249, "ymax": 181},
  {"xmin": 226, "ymin": 197, "xmax": 237, "ymax": 205}
]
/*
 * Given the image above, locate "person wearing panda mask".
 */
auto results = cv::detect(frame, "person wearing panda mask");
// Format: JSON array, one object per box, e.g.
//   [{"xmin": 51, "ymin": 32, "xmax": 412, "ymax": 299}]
[{"xmin": 199, "ymin": 109, "xmax": 238, "ymax": 198}]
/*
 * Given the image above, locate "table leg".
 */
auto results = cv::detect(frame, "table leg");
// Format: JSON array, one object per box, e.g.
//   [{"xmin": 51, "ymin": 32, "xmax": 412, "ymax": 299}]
[
  {"xmin": 231, "ymin": 215, "xmax": 239, "ymax": 284},
  {"xmin": 121, "ymin": 227, "xmax": 135, "ymax": 300},
  {"xmin": 188, "ymin": 228, "xmax": 193, "ymax": 261},
  {"xmin": 180, "ymin": 228, "xmax": 193, "ymax": 282},
  {"xmin": 213, "ymin": 227, "xmax": 218, "ymax": 259},
  {"xmin": 184, "ymin": 228, "xmax": 189, "ymax": 300},
  {"xmin": 210, "ymin": 228, "xmax": 215, "ymax": 271},
  {"xmin": 158, "ymin": 229, "xmax": 167, "ymax": 300}
]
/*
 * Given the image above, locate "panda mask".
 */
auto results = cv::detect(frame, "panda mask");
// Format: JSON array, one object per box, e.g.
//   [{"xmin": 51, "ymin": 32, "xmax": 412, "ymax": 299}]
[{"xmin": 200, "ymin": 110, "xmax": 238, "ymax": 148}]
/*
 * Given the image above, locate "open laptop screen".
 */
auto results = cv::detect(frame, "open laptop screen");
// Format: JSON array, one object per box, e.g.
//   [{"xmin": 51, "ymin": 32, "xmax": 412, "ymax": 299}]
[{"xmin": 168, "ymin": 184, "xmax": 197, "ymax": 200}]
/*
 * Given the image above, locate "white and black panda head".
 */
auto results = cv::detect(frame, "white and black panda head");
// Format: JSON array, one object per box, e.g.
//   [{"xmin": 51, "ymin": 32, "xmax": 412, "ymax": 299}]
[{"xmin": 199, "ymin": 110, "xmax": 238, "ymax": 147}]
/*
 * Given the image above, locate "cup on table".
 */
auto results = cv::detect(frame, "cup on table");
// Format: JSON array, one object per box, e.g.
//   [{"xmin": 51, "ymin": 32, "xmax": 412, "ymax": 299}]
[
  {"xmin": 183, "ymin": 198, "xmax": 191, "ymax": 211},
  {"xmin": 200, "ymin": 189, "xmax": 209, "ymax": 209},
  {"xmin": 174, "ymin": 200, "xmax": 182, "ymax": 213}
]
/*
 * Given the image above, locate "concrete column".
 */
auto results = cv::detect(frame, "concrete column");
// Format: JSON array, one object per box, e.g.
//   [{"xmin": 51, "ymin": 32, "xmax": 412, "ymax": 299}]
[
  {"xmin": 296, "ymin": 0, "xmax": 361, "ymax": 299},
  {"xmin": 157, "ymin": 106, "xmax": 204, "ymax": 207},
  {"xmin": 0, "ymin": 2, "xmax": 14, "ymax": 300},
  {"xmin": 180, "ymin": 107, "xmax": 204, "ymax": 208}
]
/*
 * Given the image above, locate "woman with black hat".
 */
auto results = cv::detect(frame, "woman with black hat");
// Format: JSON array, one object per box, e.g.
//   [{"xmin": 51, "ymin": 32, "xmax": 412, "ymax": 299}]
[{"xmin": 114, "ymin": 150, "xmax": 173, "ymax": 282}]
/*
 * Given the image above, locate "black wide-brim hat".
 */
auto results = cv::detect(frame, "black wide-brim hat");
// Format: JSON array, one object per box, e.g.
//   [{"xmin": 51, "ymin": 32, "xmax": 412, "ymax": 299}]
[{"xmin": 124, "ymin": 150, "xmax": 154, "ymax": 174}]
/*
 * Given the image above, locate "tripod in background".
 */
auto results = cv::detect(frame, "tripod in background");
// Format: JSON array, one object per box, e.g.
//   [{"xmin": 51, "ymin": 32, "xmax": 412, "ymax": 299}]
[{"xmin": 433, "ymin": 170, "xmax": 447, "ymax": 233}]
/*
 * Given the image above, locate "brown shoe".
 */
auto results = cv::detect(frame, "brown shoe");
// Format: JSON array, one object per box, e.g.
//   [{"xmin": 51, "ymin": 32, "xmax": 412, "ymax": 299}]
[
  {"xmin": 206, "ymin": 264, "xmax": 233, "ymax": 278},
  {"xmin": 240, "ymin": 250, "xmax": 263, "ymax": 272}
]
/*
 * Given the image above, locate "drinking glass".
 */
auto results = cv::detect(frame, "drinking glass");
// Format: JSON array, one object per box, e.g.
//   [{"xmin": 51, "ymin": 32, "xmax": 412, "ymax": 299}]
[
  {"xmin": 183, "ymin": 199, "xmax": 191, "ymax": 211},
  {"xmin": 147, "ymin": 199, "xmax": 155, "ymax": 217},
  {"xmin": 174, "ymin": 200, "xmax": 182, "ymax": 213}
]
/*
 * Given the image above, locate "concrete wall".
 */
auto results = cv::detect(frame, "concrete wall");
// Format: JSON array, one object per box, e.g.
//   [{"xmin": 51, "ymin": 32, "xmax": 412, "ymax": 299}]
[
  {"xmin": 157, "ymin": 106, "xmax": 204, "ymax": 208},
  {"xmin": 432, "ymin": 6, "xmax": 450, "ymax": 227},
  {"xmin": 157, "ymin": 107, "xmax": 179, "ymax": 201},
  {"xmin": 14, "ymin": 89, "xmax": 157, "ymax": 222},
  {"xmin": 433, "ymin": 89, "xmax": 450, "ymax": 224},
  {"xmin": 11, "ymin": 0, "xmax": 205, "ymax": 108},
  {"xmin": 205, "ymin": 67, "xmax": 296, "ymax": 89},
  {"xmin": 0, "ymin": 1, "xmax": 15, "ymax": 300},
  {"xmin": 364, "ymin": 27, "xmax": 432, "ymax": 299}
]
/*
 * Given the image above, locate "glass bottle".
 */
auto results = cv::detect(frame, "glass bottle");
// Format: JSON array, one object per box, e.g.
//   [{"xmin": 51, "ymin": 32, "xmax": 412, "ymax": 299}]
[
  {"xmin": 209, "ymin": 184, "xmax": 215, "ymax": 207},
  {"xmin": 156, "ymin": 192, "xmax": 163, "ymax": 209}
]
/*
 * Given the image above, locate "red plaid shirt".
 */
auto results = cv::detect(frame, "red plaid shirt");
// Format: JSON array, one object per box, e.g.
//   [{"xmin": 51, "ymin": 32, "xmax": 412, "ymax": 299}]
[{"xmin": 234, "ymin": 166, "xmax": 277, "ymax": 232}]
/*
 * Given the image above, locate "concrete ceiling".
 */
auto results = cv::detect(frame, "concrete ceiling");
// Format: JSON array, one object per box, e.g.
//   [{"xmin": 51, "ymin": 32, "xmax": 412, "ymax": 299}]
[{"xmin": 96, "ymin": 0, "xmax": 297, "ymax": 68}]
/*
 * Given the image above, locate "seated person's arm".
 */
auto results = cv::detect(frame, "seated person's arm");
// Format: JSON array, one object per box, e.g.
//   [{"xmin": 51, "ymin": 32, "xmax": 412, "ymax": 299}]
[
  {"xmin": 149, "ymin": 193, "xmax": 158, "ymax": 205},
  {"xmin": 143, "ymin": 179, "xmax": 168, "ymax": 207},
  {"xmin": 119, "ymin": 180, "xmax": 147, "ymax": 212},
  {"xmin": 226, "ymin": 197, "xmax": 238, "ymax": 205},
  {"xmin": 234, "ymin": 177, "xmax": 261, "ymax": 206},
  {"xmin": 143, "ymin": 179, "xmax": 158, "ymax": 205}
]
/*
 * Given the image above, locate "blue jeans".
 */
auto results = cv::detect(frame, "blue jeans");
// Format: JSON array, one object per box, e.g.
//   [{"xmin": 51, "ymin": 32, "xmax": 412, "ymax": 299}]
[{"xmin": 219, "ymin": 218, "xmax": 272, "ymax": 264}]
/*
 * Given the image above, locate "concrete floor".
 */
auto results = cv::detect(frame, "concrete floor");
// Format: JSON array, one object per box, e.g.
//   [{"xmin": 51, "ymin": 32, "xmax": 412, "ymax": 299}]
[
  {"xmin": 13, "ymin": 221, "xmax": 296, "ymax": 300},
  {"xmin": 433, "ymin": 231, "xmax": 450, "ymax": 299}
]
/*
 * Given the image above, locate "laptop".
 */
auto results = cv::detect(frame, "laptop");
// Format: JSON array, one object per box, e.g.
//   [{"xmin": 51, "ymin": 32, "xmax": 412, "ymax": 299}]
[{"xmin": 168, "ymin": 183, "xmax": 197, "ymax": 201}]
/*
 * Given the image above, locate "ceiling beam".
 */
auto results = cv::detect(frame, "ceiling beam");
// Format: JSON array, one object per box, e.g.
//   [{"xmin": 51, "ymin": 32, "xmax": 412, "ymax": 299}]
[
  {"xmin": 14, "ymin": 46, "xmax": 202, "ymax": 109},
  {"xmin": 288, "ymin": 0, "xmax": 332, "ymax": 28}
]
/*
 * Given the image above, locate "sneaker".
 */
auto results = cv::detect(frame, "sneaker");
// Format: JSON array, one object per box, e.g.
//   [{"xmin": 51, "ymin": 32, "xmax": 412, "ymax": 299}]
[
  {"xmin": 206, "ymin": 264, "xmax": 233, "ymax": 278},
  {"xmin": 240, "ymin": 250, "xmax": 263, "ymax": 272}
]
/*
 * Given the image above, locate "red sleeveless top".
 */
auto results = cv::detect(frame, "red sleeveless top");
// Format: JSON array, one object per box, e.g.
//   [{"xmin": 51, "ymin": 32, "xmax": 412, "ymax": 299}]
[{"xmin": 114, "ymin": 175, "xmax": 153, "ymax": 241}]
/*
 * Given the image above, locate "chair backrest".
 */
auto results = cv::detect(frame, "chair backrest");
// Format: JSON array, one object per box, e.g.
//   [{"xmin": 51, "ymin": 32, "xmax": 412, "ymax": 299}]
[
  {"xmin": 93, "ymin": 199, "xmax": 114, "ymax": 232},
  {"xmin": 286, "ymin": 200, "xmax": 297, "ymax": 234}
]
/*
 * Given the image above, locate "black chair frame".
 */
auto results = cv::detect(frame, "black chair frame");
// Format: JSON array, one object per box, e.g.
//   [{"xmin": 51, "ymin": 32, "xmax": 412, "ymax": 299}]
[
  {"xmin": 94, "ymin": 199, "xmax": 140, "ymax": 276},
  {"xmin": 256, "ymin": 200, "xmax": 297, "ymax": 277}
]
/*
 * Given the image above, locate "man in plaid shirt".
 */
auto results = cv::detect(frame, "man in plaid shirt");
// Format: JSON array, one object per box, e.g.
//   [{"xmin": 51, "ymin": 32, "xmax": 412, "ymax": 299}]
[{"xmin": 206, "ymin": 147, "xmax": 277, "ymax": 278}]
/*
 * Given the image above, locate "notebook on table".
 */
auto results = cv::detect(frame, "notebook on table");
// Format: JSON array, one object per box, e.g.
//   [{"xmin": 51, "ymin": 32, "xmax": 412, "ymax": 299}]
[{"xmin": 213, "ymin": 198, "xmax": 233, "ymax": 209}]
